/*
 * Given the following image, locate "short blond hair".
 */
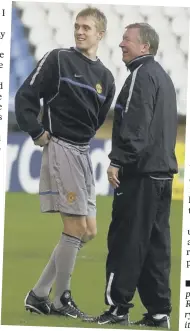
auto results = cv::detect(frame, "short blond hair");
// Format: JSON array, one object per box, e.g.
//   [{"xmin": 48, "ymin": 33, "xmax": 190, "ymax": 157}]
[{"xmin": 76, "ymin": 7, "xmax": 107, "ymax": 32}]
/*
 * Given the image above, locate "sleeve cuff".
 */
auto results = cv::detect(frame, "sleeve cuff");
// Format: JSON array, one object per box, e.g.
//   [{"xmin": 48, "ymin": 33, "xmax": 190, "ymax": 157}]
[
  {"xmin": 30, "ymin": 128, "xmax": 45, "ymax": 141},
  {"xmin": 110, "ymin": 162, "xmax": 121, "ymax": 169}
]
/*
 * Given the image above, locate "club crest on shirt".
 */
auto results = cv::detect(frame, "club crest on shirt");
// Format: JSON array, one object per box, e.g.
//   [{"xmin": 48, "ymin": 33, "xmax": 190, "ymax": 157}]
[
  {"xmin": 96, "ymin": 83, "xmax": 102, "ymax": 94},
  {"xmin": 67, "ymin": 192, "xmax": 76, "ymax": 203}
]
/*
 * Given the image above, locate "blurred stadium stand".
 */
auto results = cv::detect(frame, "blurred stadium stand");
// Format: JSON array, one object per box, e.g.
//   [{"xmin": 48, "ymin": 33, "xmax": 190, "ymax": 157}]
[{"xmin": 9, "ymin": 2, "xmax": 188, "ymax": 130}]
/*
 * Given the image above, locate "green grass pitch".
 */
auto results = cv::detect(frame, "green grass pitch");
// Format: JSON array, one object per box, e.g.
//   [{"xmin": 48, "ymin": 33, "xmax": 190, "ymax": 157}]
[{"xmin": 1, "ymin": 193, "xmax": 183, "ymax": 330}]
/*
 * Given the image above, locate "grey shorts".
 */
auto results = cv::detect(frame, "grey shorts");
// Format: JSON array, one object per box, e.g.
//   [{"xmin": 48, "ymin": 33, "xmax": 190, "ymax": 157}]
[{"xmin": 39, "ymin": 137, "xmax": 96, "ymax": 217}]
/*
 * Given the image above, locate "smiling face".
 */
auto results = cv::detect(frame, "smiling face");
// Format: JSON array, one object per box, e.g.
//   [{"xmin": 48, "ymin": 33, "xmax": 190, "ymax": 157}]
[
  {"xmin": 74, "ymin": 15, "xmax": 103, "ymax": 54},
  {"xmin": 119, "ymin": 27, "xmax": 150, "ymax": 64}
]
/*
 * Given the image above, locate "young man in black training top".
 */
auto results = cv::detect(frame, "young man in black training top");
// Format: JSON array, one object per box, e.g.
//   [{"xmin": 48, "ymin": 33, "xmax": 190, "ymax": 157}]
[
  {"xmin": 15, "ymin": 7, "xmax": 115, "ymax": 318},
  {"xmin": 86, "ymin": 23, "xmax": 178, "ymax": 329}
]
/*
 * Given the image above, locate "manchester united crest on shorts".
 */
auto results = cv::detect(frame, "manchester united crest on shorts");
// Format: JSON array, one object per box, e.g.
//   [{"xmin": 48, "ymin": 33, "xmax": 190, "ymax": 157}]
[
  {"xmin": 67, "ymin": 192, "xmax": 76, "ymax": 203},
  {"xmin": 96, "ymin": 83, "xmax": 102, "ymax": 94}
]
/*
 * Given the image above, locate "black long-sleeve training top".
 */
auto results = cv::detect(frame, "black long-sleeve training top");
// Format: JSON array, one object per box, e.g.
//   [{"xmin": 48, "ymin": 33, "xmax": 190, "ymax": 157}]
[
  {"xmin": 15, "ymin": 47, "xmax": 115, "ymax": 145},
  {"xmin": 109, "ymin": 54, "xmax": 178, "ymax": 175}
]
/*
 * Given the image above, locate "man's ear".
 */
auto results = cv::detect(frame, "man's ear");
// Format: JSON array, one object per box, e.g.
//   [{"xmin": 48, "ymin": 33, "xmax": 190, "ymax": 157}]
[
  {"xmin": 98, "ymin": 31, "xmax": 105, "ymax": 40},
  {"xmin": 141, "ymin": 42, "xmax": 150, "ymax": 54}
]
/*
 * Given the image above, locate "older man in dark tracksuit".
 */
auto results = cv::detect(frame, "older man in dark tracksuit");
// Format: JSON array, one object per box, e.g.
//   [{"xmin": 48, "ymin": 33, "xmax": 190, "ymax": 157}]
[{"xmin": 94, "ymin": 23, "xmax": 178, "ymax": 329}]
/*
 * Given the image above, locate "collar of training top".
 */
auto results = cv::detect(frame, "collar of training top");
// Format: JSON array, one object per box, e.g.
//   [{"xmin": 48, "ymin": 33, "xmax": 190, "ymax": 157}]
[
  {"xmin": 126, "ymin": 54, "xmax": 154, "ymax": 72},
  {"xmin": 71, "ymin": 47, "xmax": 100, "ymax": 64}
]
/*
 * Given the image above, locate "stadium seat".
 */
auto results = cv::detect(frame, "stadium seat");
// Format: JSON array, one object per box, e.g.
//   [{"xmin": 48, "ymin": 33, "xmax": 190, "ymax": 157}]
[
  {"xmin": 147, "ymin": 13, "xmax": 170, "ymax": 33},
  {"xmin": 55, "ymin": 28, "xmax": 75, "ymax": 48},
  {"xmin": 29, "ymin": 25, "xmax": 53, "ymax": 46},
  {"xmin": 14, "ymin": 1, "xmax": 30, "ymax": 9},
  {"xmin": 11, "ymin": 38, "xmax": 30, "ymax": 58},
  {"xmin": 105, "ymin": 61, "xmax": 118, "ymax": 81},
  {"xmin": 21, "ymin": 5, "xmax": 47, "ymax": 28},
  {"xmin": 97, "ymin": 41, "xmax": 111, "ymax": 65},
  {"xmin": 12, "ymin": 6, "xmax": 19, "ymax": 21},
  {"xmin": 177, "ymin": 100, "xmax": 186, "ymax": 116},
  {"xmin": 113, "ymin": 5, "xmax": 139, "ymax": 17},
  {"xmin": 106, "ymin": 12, "xmax": 121, "ymax": 32},
  {"xmin": 162, "ymin": 50, "xmax": 185, "ymax": 73},
  {"xmin": 13, "ymin": 56, "xmax": 35, "ymax": 82},
  {"xmin": 139, "ymin": 5, "xmax": 162, "ymax": 18},
  {"xmin": 170, "ymin": 67, "xmax": 187, "ymax": 91},
  {"xmin": 121, "ymin": 11, "xmax": 143, "ymax": 28},
  {"xmin": 178, "ymin": 87, "xmax": 187, "ymax": 115},
  {"xmin": 155, "ymin": 50, "xmax": 163, "ymax": 62},
  {"xmin": 47, "ymin": 8, "xmax": 72, "ymax": 30},
  {"xmin": 34, "ymin": 41, "xmax": 59, "ymax": 61},
  {"xmin": 66, "ymin": 3, "xmax": 88, "ymax": 12},
  {"xmin": 117, "ymin": 66, "xmax": 129, "ymax": 86},
  {"xmin": 105, "ymin": 28, "xmax": 122, "ymax": 49},
  {"xmin": 9, "ymin": 70, "xmax": 18, "ymax": 96},
  {"xmin": 11, "ymin": 20, "xmax": 25, "ymax": 40},
  {"xmin": 95, "ymin": 4, "xmax": 115, "ymax": 16},
  {"xmin": 163, "ymin": 6, "xmax": 186, "ymax": 19},
  {"xmin": 179, "ymin": 33, "xmax": 189, "ymax": 55},
  {"xmin": 39, "ymin": 2, "xmax": 65, "ymax": 12},
  {"xmin": 10, "ymin": 4, "xmax": 36, "ymax": 98},
  {"xmin": 171, "ymin": 13, "xmax": 189, "ymax": 37},
  {"xmin": 113, "ymin": 4, "xmax": 128, "ymax": 16},
  {"xmin": 111, "ymin": 48, "xmax": 123, "ymax": 67},
  {"xmin": 158, "ymin": 33, "xmax": 177, "ymax": 53}
]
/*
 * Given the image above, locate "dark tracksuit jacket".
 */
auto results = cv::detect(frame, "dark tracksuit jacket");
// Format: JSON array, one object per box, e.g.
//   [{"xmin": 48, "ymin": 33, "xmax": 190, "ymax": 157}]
[
  {"xmin": 105, "ymin": 55, "xmax": 178, "ymax": 315},
  {"xmin": 15, "ymin": 47, "xmax": 115, "ymax": 145},
  {"xmin": 109, "ymin": 54, "xmax": 178, "ymax": 175}
]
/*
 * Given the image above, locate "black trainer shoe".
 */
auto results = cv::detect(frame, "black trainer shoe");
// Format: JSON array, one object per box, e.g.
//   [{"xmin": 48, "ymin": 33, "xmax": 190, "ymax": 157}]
[
  {"xmin": 51, "ymin": 290, "xmax": 89, "ymax": 319},
  {"xmin": 24, "ymin": 290, "xmax": 51, "ymax": 315},
  {"xmin": 83, "ymin": 306, "xmax": 130, "ymax": 325},
  {"xmin": 134, "ymin": 313, "xmax": 170, "ymax": 329}
]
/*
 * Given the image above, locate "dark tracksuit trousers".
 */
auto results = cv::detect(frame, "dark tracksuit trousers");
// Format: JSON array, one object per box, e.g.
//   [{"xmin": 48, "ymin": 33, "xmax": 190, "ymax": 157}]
[{"xmin": 105, "ymin": 172, "xmax": 172, "ymax": 315}]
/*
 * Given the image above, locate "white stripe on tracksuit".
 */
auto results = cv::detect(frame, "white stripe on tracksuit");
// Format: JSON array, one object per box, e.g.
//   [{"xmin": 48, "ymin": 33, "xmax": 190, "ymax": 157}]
[
  {"xmin": 30, "ymin": 52, "xmax": 51, "ymax": 86},
  {"xmin": 106, "ymin": 272, "xmax": 115, "ymax": 305},
  {"xmin": 124, "ymin": 64, "xmax": 143, "ymax": 113}
]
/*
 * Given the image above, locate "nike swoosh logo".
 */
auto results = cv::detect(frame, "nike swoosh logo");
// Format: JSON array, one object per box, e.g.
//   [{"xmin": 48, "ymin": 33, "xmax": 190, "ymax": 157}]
[
  {"xmin": 116, "ymin": 192, "xmax": 123, "ymax": 196},
  {"xmin": 66, "ymin": 313, "xmax": 77, "ymax": 318},
  {"xmin": 98, "ymin": 320, "xmax": 110, "ymax": 325},
  {"xmin": 74, "ymin": 74, "xmax": 82, "ymax": 78}
]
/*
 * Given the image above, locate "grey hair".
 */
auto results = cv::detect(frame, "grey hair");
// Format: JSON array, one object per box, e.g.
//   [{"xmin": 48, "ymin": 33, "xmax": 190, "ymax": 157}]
[{"xmin": 126, "ymin": 22, "xmax": 159, "ymax": 55}]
